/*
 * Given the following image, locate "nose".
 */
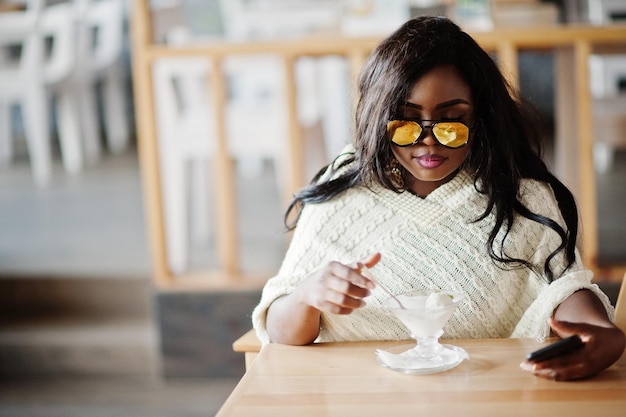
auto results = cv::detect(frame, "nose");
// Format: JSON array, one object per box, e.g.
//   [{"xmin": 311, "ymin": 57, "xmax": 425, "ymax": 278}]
[{"xmin": 420, "ymin": 124, "xmax": 438, "ymax": 146}]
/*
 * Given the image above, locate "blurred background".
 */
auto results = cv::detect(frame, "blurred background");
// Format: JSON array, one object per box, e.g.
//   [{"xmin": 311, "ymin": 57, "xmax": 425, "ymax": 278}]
[{"xmin": 0, "ymin": 0, "xmax": 625, "ymax": 416}]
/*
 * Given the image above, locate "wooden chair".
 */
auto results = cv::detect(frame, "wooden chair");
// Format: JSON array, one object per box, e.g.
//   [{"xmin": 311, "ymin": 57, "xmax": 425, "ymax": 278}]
[{"xmin": 615, "ymin": 272, "xmax": 626, "ymax": 332}]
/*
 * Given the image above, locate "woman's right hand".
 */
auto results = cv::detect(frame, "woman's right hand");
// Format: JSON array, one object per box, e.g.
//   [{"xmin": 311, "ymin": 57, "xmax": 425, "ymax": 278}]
[
  {"xmin": 265, "ymin": 252, "xmax": 381, "ymax": 344},
  {"xmin": 294, "ymin": 252, "xmax": 381, "ymax": 315}
]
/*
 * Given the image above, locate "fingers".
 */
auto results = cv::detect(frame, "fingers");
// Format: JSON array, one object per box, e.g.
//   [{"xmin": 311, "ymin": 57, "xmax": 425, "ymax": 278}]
[
  {"xmin": 350, "ymin": 252, "xmax": 382, "ymax": 272},
  {"xmin": 320, "ymin": 287, "xmax": 367, "ymax": 314},
  {"xmin": 520, "ymin": 319, "xmax": 589, "ymax": 380},
  {"xmin": 329, "ymin": 261, "xmax": 375, "ymax": 296},
  {"xmin": 548, "ymin": 317, "xmax": 579, "ymax": 339},
  {"xmin": 362, "ymin": 252, "xmax": 382, "ymax": 269},
  {"xmin": 306, "ymin": 262, "xmax": 371, "ymax": 315},
  {"xmin": 521, "ymin": 347, "xmax": 591, "ymax": 381},
  {"xmin": 345, "ymin": 262, "xmax": 377, "ymax": 290},
  {"xmin": 520, "ymin": 321, "xmax": 626, "ymax": 381},
  {"xmin": 314, "ymin": 287, "xmax": 366, "ymax": 315},
  {"xmin": 305, "ymin": 255, "xmax": 382, "ymax": 316},
  {"xmin": 520, "ymin": 359, "xmax": 588, "ymax": 381}
]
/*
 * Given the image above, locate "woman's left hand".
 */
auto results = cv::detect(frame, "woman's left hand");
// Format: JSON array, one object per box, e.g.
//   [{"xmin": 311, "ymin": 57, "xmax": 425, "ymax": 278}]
[{"xmin": 520, "ymin": 317, "xmax": 625, "ymax": 381}]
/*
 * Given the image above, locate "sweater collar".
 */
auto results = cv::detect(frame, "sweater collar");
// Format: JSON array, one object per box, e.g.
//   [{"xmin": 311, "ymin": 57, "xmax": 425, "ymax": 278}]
[{"xmin": 369, "ymin": 169, "xmax": 479, "ymax": 224}]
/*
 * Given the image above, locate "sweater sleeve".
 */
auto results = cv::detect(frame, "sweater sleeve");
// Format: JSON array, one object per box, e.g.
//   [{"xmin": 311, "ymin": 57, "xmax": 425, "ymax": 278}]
[
  {"xmin": 510, "ymin": 179, "xmax": 615, "ymax": 339},
  {"xmin": 251, "ymin": 199, "xmax": 338, "ymax": 345},
  {"xmin": 250, "ymin": 224, "xmax": 312, "ymax": 345},
  {"xmin": 251, "ymin": 273, "xmax": 299, "ymax": 345},
  {"xmin": 511, "ymin": 268, "xmax": 615, "ymax": 340}
]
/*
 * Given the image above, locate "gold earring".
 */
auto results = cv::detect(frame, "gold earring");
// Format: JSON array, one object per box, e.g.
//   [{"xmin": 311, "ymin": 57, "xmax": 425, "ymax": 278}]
[{"xmin": 385, "ymin": 158, "xmax": 404, "ymax": 189}]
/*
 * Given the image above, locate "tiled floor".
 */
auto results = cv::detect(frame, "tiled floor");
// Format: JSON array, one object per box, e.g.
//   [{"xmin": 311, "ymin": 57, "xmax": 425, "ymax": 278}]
[
  {"xmin": 0, "ymin": 147, "xmax": 247, "ymax": 417},
  {"xmin": 0, "ymin": 148, "xmax": 151, "ymax": 279},
  {"xmin": 0, "ymin": 376, "xmax": 239, "ymax": 417}
]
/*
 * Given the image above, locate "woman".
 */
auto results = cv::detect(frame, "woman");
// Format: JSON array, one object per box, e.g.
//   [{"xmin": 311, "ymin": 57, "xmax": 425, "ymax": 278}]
[{"xmin": 252, "ymin": 16, "xmax": 625, "ymax": 381}]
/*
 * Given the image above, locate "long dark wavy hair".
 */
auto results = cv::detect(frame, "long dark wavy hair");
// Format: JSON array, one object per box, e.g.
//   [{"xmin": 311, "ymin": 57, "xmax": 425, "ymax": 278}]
[{"xmin": 285, "ymin": 16, "xmax": 578, "ymax": 281}]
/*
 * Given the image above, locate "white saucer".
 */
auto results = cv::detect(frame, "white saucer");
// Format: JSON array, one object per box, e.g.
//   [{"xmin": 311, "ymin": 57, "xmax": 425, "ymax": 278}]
[{"xmin": 376, "ymin": 344, "xmax": 469, "ymax": 375}]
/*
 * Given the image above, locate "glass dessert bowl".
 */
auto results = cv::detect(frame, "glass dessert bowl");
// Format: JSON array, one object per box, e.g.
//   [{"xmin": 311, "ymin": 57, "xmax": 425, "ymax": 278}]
[{"xmin": 376, "ymin": 290, "xmax": 468, "ymax": 374}]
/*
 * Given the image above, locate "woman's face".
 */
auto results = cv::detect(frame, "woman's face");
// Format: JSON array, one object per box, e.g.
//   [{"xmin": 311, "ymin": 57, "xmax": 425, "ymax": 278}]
[{"xmin": 391, "ymin": 65, "xmax": 474, "ymax": 197}]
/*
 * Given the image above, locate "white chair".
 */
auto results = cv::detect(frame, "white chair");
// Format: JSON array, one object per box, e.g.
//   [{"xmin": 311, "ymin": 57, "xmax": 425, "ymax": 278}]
[
  {"xmin": 224, "ymin": 55, "xmax": 289, "ymax": 178},
  {"xmin": 152, "ymin": 57, "xmax": 215, "ymax": 274},
  {"xmin": 0, "ymin": 0, "xmax": 50, "ymax": 184},
  {"xmin": 615, "ymin": 272, "xmax": 626, "ymax": 332},
  {"xmin": 587, "ymin": 0, "xmax": 626, "ymax": 24},
  {"xmin": 0, "ymin": 0, "xmax": 80, "ymax": 184},
  {"xmin": 71, "ymin": 0, "xmax": 130, "ymax": 163},
  {"xmin": 152, "ymin": 55, "xmax": 289, "ymax": 274},
  {"xmin": 218, "ymin": 0, "xmax": 340, "ymax": 41},
  {"xmin": 0, "ymin": 0, "xmax": 97, "ymax": 181},
  {"xmin": 311, "ymin": 56, "xmax": 352, "ymax": 163},
  {"xmin": 151, "ymin": 1, "xmax": 352, "ymax": 274},
  {"xmin": 43, "ymin": 0, "xmax": 86, "ymax": 175},
  {"xmin": 589, "ymin": 53, "xmax": 626, "ymax": 173},
  {"xmin": 1, "ymin": 0, "xmax": 130, "ymax": 185},
  {"xmin": 586, "ymin": 0, "xmax": 626, "ymax": 173},
  {"xmin": 218, "ymin": 0, "xmax": 351, "ymax": 166}
]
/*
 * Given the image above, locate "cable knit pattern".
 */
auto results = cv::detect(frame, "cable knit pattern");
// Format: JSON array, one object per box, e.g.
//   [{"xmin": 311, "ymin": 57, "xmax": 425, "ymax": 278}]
[{"xmin": 252, "ymin": 169, "xmax": 615, "ymax": 345}]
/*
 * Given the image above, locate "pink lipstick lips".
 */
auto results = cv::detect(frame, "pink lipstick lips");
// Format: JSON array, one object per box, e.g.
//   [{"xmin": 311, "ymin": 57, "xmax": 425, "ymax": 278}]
[{"xmin": 416, "ymin": 154, "xmax": 446, "ymax": 169}]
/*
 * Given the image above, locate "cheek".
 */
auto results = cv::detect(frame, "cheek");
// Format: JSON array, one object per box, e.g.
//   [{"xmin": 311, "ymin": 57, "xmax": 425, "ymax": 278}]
[
  {"xmin": 390, "ymin": 148, "xmax": 418, "ymax": 177},
  {"xmin": 453, "ymin": 147, "xmax": 471, "ymax": 164},
  {"xmin": 391, "ymin": 147, "xmax": 411, "ymax": 166},
  {"xmin": 443, "ymin": 148, "xmax": 471, "ymax": 174}
]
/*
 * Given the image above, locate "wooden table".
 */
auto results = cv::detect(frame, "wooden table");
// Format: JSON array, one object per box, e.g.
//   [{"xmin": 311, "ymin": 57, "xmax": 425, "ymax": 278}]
[{"xmin": 217, "ymin": 338, "xmax": 626, "ymax": 417}]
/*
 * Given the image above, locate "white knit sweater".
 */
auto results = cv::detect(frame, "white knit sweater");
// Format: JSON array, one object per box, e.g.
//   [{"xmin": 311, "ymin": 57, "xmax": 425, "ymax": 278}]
[{"xmin": 252, "ymin": 168, "xmax": 614, "ymax": 345}]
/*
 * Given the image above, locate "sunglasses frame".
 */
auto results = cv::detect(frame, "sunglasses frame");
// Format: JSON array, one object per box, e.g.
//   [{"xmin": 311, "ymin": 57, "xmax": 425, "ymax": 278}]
[{"xmin": 387, "ymin": 118, "xmax": 474, "ymax": 149}]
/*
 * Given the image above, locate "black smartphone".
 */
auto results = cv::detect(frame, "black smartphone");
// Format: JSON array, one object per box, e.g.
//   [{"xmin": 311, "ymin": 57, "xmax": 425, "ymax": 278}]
[{"xmin": 526, "ymin": 335, "xmax": 584, "ymax": 362}]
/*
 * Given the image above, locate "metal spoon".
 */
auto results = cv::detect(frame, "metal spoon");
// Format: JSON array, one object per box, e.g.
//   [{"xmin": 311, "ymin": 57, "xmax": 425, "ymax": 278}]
[{"xmin": 360, "ymin": 266, "xmax": 406, "ymax": 309}]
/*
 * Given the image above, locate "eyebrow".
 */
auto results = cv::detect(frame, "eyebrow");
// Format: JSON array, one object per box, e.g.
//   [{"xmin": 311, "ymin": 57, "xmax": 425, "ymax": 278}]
[{"xmin": 403, "ymin": 99, "xmax": 472, "ymax": 110}]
